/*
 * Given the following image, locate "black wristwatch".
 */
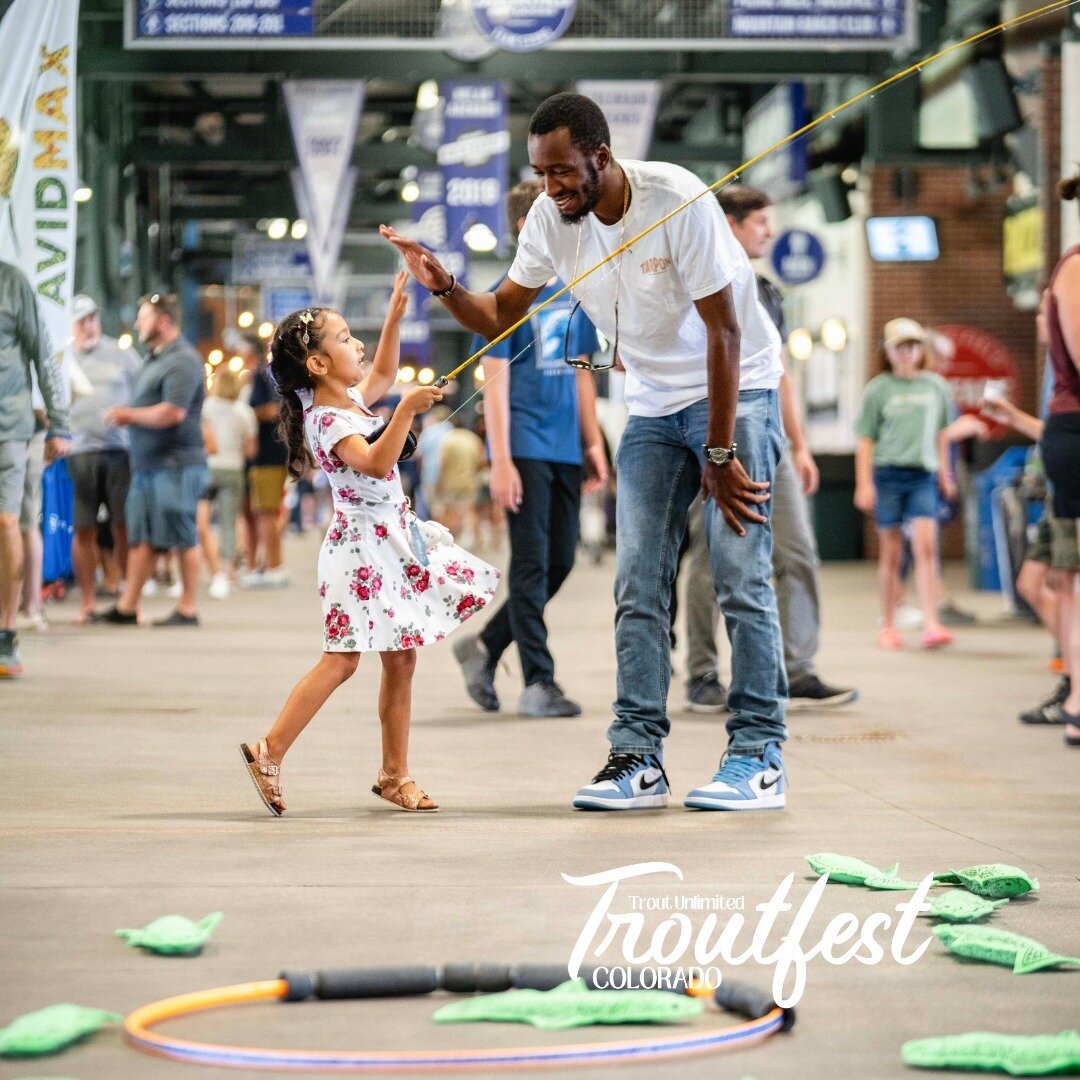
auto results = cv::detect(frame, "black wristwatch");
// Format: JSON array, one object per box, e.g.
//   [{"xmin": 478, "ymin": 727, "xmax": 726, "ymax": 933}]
[
  {"xmin": 431, "ymin": 274, "xmax": 457, "ymax": 298},
  {"xmin": 704, "ymin": 443, "xmax": 738, "ymax": 466}
]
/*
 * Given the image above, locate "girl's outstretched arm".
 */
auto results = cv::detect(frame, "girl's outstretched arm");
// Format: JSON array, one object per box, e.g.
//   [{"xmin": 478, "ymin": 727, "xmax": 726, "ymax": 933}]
[
  {"xmin": 334, "ymin": 385, "xmax": 443, "ymax": 479},
  {"xmin": 361, "ymin": 271, "xmax": 409, "ymax": 406}
]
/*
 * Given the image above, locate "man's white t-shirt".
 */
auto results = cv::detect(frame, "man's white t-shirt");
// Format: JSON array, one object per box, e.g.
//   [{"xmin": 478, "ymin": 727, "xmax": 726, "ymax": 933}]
[{"xmin": 509, "ymin": 159, "xmax": 783, "ymax": 417}]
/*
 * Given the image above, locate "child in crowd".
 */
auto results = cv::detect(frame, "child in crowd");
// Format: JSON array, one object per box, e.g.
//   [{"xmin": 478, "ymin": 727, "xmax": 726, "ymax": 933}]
[
  {"xmin": 855, "ymin": 318, "xmax": 956, "ymax": 650},
  {"xmin": 199, "ymin": 366, "xmax": 257, "ymax": 599},
  {"xmin": 240, "ymin": 274, "xmax": 499, "ymax": 814}
]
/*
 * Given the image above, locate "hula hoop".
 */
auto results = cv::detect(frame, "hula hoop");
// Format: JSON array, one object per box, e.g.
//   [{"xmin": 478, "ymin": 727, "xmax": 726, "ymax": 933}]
[{"xmin": 124, "ymin": 978, "xmax": 786, "ymax": 1072}]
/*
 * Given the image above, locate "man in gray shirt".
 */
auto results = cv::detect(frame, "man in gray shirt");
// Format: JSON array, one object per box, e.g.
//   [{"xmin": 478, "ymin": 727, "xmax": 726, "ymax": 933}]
[
  {"xmin": 97, "ymin": 293, "xmax": 207, "ymax": 627},
  {"xmin": 0, "ymin": 259, "xmax": 70, "ymax": 677},
  {"xmin": 66, "ymin": 294, "xmax": 141, "ymax": 622}
]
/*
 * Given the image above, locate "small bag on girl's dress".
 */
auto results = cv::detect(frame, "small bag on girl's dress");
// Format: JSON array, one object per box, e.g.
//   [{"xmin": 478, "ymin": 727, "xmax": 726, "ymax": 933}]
[{"xmin": 405, "ymin": 513, "xmax": 454, "ymax": 567}]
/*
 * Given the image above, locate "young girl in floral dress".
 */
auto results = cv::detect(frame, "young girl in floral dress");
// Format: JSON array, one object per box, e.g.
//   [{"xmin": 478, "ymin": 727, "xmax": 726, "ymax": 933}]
[{"xmin": 240, "ymin": 273, "xmax": 499, "ymax": 814}]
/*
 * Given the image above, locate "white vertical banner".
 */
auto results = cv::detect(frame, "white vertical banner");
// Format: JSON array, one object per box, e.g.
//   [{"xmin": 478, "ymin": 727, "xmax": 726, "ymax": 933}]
[
  {"xmin": 0, "ymin": 0, "xmax": 80, "ymax": 358},
  {"xmin": 1063, "ymin": 42, "xmax": 1079, "ymax": 253},
  {"xmin": 575, "ymin": 81, "xmax": 661, "ymax": 161},
  {"xmin": 283, "ymin": 80, "xmax": 365, "ymax": 302}
]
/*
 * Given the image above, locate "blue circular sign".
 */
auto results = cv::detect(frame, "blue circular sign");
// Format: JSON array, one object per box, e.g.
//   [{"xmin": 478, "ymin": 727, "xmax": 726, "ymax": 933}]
[
  {"xmin": 770, "ymin": 229, "xmax": 826, "ymax": 286},
  {"xmin": 470, "ymin": 0, "xmax": 576, "ymax": 53}
]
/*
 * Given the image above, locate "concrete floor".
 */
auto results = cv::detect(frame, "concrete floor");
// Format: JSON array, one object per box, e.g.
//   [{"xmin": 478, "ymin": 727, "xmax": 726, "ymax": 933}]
[{"xmin": 3, "ymin": 534, "xmax": 1078, "ymax": 1080}]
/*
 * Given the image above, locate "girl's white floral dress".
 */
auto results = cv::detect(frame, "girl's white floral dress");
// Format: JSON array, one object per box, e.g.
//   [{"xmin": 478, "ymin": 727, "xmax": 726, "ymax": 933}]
[{"xmin": 304, "ymin": 397, "xmax": 499, "ymax": 652}]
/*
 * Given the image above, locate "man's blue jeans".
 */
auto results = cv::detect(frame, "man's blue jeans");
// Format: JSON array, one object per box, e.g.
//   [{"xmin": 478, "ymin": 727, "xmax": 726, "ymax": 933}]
[{"xmin": 608, "ymin": 390, "xmax": 788, "ymax": 757}]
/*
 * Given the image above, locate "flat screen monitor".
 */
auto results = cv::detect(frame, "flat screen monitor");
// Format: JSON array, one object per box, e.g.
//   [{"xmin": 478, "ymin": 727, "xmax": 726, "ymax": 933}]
[{"xmin": 866, "ymin": 216, "xmax": 940, "ymax": 262}]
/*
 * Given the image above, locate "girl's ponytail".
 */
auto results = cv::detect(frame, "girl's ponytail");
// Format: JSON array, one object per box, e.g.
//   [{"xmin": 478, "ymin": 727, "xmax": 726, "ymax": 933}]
[{"xmin": 268, "ymin": 308, "xmax": 330, "ymax": 480}]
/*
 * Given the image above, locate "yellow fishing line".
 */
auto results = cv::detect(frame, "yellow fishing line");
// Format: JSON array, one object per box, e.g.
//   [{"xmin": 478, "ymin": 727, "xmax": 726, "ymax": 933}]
[{"xmin": 435, "ymin": 0, "xmax": 1077, "ymax": 386}]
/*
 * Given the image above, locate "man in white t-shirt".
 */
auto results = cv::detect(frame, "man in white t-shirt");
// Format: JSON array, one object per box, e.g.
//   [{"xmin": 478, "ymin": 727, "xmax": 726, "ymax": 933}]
[{"xmin": 382, "ymin": 91, "xmax": 788, "ymax": 812}]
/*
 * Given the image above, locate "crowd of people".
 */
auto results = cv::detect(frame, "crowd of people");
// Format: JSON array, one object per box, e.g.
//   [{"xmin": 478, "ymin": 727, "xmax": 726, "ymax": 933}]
[{"xmin": 3, "ymin": 92, "xmax": 1077, "ymax": 804}]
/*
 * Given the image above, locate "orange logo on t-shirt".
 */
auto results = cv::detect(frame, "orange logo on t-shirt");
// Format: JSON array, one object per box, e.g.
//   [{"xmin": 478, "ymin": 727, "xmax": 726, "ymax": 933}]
[{"xmin": 640, "ymin": 257, "xmax": 672, "ymax": 275}]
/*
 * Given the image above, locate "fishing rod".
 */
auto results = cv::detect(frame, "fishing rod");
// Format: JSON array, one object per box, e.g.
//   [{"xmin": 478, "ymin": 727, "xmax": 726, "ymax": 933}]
[{"xmin": 432, "ymin": 0, "xmax": 1077, "ymax": 389}]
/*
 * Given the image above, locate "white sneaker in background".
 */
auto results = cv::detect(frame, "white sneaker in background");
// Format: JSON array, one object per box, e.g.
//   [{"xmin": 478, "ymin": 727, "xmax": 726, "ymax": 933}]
[
  {"xmin": 141, "ymin": 579, "xmax": 159, "ymax": 598},
  {"xmin": 15, "ymin": 611, "xmax": 48, "ymax": 633},
  {"xmin": 166, "ymin": 580, "xmax": 182, "ymax": 599},
  {"xmin": 239, "ymin": 569, "xmax": 265, "ymax": 589},
  {"xmin": 208, "ymin": 573, "xmax": 231, "ymax": 600},
  {"xmin": 894, "ymin": 604, "xmax": 923, "ymax": 630},
  {"xmin": 262, "ymin": 567, "xmax": 290, "ymax": 588}
]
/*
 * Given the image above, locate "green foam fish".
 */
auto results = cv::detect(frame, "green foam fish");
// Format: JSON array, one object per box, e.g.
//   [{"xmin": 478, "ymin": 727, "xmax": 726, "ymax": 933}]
[
  {"xmin": 863, "ymin": 869, "xmax": 924, "ymax": 891},
  {"xmin": 924, "ymin": 890, "xmax": 1010, "ymax": 923},
  {"xmin": 0, "ymin": 1004, "xmax": 122, "ymax": 1057},
  {"xmin": 933, "ymin": 865, "xmax": 1039, "ymax": 899},
  {"xmin": 116, "ymin": 912, "xmax": 223, "ymax": 955},
  {"xmin": 902, "ymin": 1030, "xmax": 1080, "ymax": 1075},
  {"xmin": 805, "ymin": 853, "xmax": 897, "ymax": 885},
  {"xmin": 933, "ymin": 925, "xmax": 1080, "ymax": 974},
  {"xmin": 432, "ymin": 979, "xmax": 705, "ymax": 1030}
]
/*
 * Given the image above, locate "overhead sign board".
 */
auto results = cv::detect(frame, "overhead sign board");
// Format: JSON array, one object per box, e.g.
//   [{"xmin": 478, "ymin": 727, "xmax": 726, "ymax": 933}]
[
  {"xmin": 729, "ymin": 0, "xmax": 906, "ymax": 40},
  {"xmin": 133, "ymin": 0, "xmax": 313, "ymax": 40},
  {"xmin": 470, "ymin": 0, "xmax": 576, "ymax": 52}
]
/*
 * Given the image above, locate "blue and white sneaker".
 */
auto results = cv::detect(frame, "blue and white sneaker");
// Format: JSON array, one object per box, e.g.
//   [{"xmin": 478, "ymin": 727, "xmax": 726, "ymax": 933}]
[
  {"xmin": 572, "ymin": 752, "xmax": 669, "ymax": 810},
  {"xmin": 683, "ymin": 744, "xmax": 786, "ymax": 811}
]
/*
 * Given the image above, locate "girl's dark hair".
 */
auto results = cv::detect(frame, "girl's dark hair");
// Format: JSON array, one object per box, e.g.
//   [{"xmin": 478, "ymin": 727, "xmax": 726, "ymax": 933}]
[
  {"xmin": 1061, "ymin": 171, "xmax": 1080, "ymax": 205},
  {"xmin": 529, "ymin": 92, "xmax": 610, "ymax": 157},
  {"xmin": 269, "ymin": 307, "xmax": 332, "ymax": 480}
]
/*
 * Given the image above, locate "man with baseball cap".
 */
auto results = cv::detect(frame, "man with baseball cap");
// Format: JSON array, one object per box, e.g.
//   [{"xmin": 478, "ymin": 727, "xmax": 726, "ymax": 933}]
[{"xmin": 65, "ymin": 294, "xmax": 141, "ymax": 622}]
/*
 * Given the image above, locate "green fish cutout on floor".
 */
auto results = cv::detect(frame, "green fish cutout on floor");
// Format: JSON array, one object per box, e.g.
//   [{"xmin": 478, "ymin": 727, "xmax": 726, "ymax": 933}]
[
  {"xmin": 932, "ymin": 865, "xmax": 1039, "ymax": 899},
  {"xmin": 432, "ymin": 979, "xmax": 705, "ymax": 1030},
  {"xmin": 902, "ymin": 1030, "xmax": 1080, "ymax": 1075},
  {"xmin": 805, "ymin": 853, "xmax": 898, "ymax": 885},
  {"xmin": 923, "ymin": 891, "xmax": 1010, "ymax": 923},
  {"xmin": 116, "ymin": 912, "xmax": 223, "ymax": 955},
  {"xmin": 933, "ymin": 925, "xmax": 1080, "ymax": 974},
  {"xmin": 863, "ymin": 869, "xmax": 924, "ymax": 891},
  {"xmin": 0, "ymin": 1004, "xmax": 122, "ymax": 1057}
]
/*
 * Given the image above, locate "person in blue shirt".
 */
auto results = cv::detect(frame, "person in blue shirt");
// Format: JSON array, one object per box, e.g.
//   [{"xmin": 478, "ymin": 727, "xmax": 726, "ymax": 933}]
[{"xmin": 453, "ymin": 180, "xmax": 609, "ymax": 717}]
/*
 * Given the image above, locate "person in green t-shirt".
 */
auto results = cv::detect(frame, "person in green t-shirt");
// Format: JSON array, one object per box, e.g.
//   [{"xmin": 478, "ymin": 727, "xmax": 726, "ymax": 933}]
[{"xmin": 855, "ymin": 318, "xmax": 956, "ymax": 652}]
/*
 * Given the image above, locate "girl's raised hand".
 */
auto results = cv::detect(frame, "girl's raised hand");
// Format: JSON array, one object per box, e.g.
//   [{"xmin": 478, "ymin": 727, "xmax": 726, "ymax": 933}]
[
  {"xmin": 387, "ymin": 271, "xmax": 409, "ymax": 323},
  {"xmin": 402, "ymin": 384, "xmax": 445, "ymax": 416}
]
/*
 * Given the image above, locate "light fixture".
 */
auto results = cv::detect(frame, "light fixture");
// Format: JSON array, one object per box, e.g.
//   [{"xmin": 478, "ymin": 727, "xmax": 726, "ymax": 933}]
[
  {"xmin": 418, "ymin": 367, "xmax": 435, "ymax": 385},
  {"xmin": 474, "ymin": 367, "xmax": 486, "ymax": 382},
  {"xmin": 258, "ymin": 321, "xmax": 274, "ymax": 339},
  {"xmin": 401, "ymin": 181, "xmax": 420, "ymax": 204},
  {"xmin": 204, "ymin": 363, "xmax": 214, "ymax": 377},
  {"xmin": 208, "ymin": 349, "xmax": 224, "ymax": 366},
  {"xmin": 290, "ymin": 219, "xmax": 308, "ymax": 240},
  {"xmin": 117, "ymin": 332, "xmax": 133, "ymax": 350},
  {"xmin": 820, "ymin": 317, "xmax": 848, "ymax": 352},
  {"xmin": 840, "ymin": 166, "xmax": 860, "ymax": 186},
  {"xmin": 73, "ymin": 186, "xmax": 92, "ymax": 203},
  {"xmin": 464, "ymin": 223, "xmax": 498, "ymax": 253},
  {"xmin": 228, "ymin": 356, "xmax": 245, "ymax": 373},
  {"xmin": 787, "ymin": 328, "xmax": 814, "ymax": 362},
  {"xmin": 266, "ymin": 218, "xmax": 289, "ymax": 240},
  {"xmin": 398, "ymin": 366, "xmax": 416, "ymax": 384},
  {"xmin": 416, "ymin": 80, "xmax": 441, "ymax": 111},
  {"xmin": 237, "ymin": 311, "xmax": 254, "ymax": 328}
]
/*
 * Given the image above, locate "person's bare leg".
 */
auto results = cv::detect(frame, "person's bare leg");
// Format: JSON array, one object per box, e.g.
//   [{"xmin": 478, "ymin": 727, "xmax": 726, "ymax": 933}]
[
  {"xmin": 259, "ymin": 652, "xmax": 360, "ymax": 764},
  {"xmin": 116, "ymin": 544, "xmax": 154, "ymax": 617},
  {"xmin": 197, "ymin": 500, "xmax": 221, "ymax": 578},
  {"xmin": 377, "ymin": 648, "xmax": 432, "ymax": 806},
  {"xmin": 73, "ymin": 527, "xmax": 100, "ymax": 619},
  {"xmin": 877, "ymin": 527, "xmax": 903, "ymax": 629},
  {"xmin": 911, "ymin": 517, "xmax": 945, "ymax": 633},
  {"xmin": 177, "ymin": 546, "xmax": 201, "ymax": 617},
  {"xmin": 256, "ymin": 511, "xmax": 281, "ymax": 571},
  {"xmin": 0, "ymin": 513, "xmax": 24, "ymax": 630},
  {"xmin": 20, "ymin": 527, "xmax": 43, "ymax": 617},
  {"xmin": 1017, "ymin": 559, "xmax": 1058, "ymax": 635}
]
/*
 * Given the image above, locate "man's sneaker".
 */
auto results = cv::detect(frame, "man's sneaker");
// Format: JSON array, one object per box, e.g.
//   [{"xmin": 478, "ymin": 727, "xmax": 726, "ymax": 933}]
[
  {"xmin": 518, "ymin": 681, "xmax": 581, "ymax": 718},
  {"xmin": 0, "ymin": 630, "xmax": 23, "ymax": 678},
  {"xmin": 940, "ymin": 601, "xmax": 977, "ymax": 627},
  {"xmin": 573, "ymin": 752, "xmax": 669, "ymax": 810},
  {"xmin": 787, "ymin": 673, "xmax": 859, "ymax": 711},
  {"xmin": 263, "ymin": 568, "xmax": 290, "ymax": 588},
  {"xmin": 208, "ymin": 572, "xmax": 231, "ymax": 600},
  {"xmin": 166, "ymin": 579, "xmax": 182, "ymax": 599},
  {"xmin": 452, "ymin": 634, "xmax": 499, "ymax": 712},
  {"xmin": 685, "ymin": 672, "xmax": 727, "ymax": 713},
  {"xmin": 683, "ymin": 743, "xmax": 786, "ymax": 811},
  {"xmin": 1019, "ymin": 677, "xmax": 1071, "ymax": 725}
]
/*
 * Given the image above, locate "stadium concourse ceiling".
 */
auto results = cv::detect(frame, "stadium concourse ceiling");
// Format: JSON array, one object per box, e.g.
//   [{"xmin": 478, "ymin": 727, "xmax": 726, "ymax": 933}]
[{"xmin": 78, "ymin": 0, "xmax": 913, "ymax": 238}]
